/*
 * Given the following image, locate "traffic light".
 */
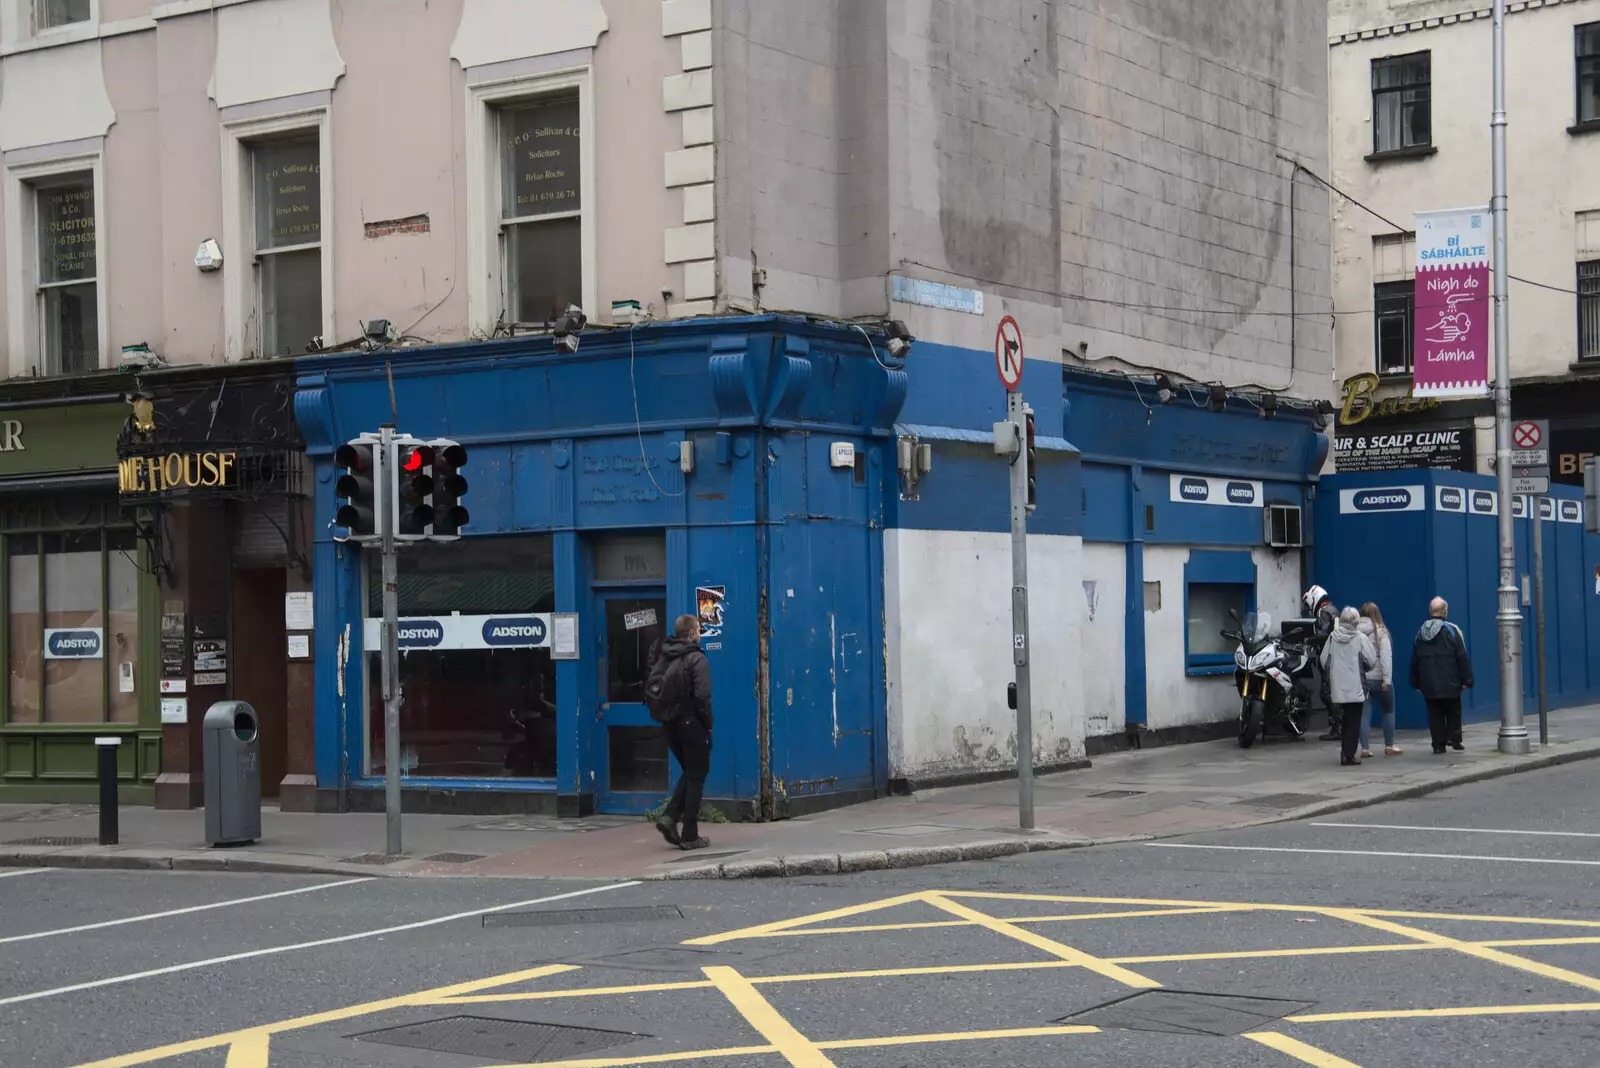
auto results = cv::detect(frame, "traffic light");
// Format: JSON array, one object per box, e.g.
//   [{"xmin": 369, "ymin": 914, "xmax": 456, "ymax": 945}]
[
  {"xmin": 429, "ymin": 438, "xmax": 470, "ymax": 539},
  {"xmin": 1024, "ymin": 409, "xmax": 1037, "ymax": 513},
  {"xmin": 334, "ymin": 439, "xmax": 378, "ymax": 539},
  {"xmin": 394, "ymin": 441, "xmax": 434, "ymax": 541}
]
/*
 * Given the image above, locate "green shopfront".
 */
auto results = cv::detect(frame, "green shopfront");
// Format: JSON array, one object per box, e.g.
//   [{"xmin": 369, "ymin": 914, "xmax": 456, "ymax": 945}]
[{"xmin": 0, "ymin": 392, "xmax": 160, "ymax": 802}]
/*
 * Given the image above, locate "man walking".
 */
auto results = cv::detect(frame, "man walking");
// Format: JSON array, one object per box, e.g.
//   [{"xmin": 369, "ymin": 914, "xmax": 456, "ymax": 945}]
[
  {"xmin": 1409, "ymin": 597, "xmax": 1473, "ymax": 754},
  {"xmin": 650, "ymin": 614, "xmax": 714, "ymax": 850}
]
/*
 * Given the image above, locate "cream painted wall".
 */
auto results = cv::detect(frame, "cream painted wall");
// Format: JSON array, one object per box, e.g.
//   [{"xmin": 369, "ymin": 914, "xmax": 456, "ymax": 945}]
[
  {"xmin": 883, "ymin": 528, "xmax": 1086, "ymax": 782},
  {"xmin": 1080, "ymin": 541, "xmax": 1126, "ymax": 739},
  {"xmin": 1330, "ymin": 1, "xmax": 1600, "ymax": 385},
  {"xmin": 0, "ymin": 0, "xmax": 687, "ymax": 370}
]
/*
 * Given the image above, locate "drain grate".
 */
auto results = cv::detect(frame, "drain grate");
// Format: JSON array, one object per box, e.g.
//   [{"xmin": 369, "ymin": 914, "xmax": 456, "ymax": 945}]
[
  {"xmin": 423, "ymin": 852, "xmax": 486, "ymax": 864},
  {"xmin": 0, "ymin": 806, "xmax": 96, "ymax": 823},
  {"xmin": 353, "ymin": 1015, "xmax": 642, "ymax": 1061},
  {"xmin": 484, "ymin": 905, "xmax": 684, "ymax": 928},
  {"xmin": 666, "ymin": 850, "xmax": 746, "ymax": 864},
  {"xmin": 851, "ymin": 824, "xmax": 957, "ymax": 838},
  {"xmin": 1088, "ymin": 790, "xmax": 1146, "ymax": 799},
  {"xmin": 341, "ymin": 853, "xmax": 405, "ymax": 865},
  {"xmin": 1231, "ymin": 793, "xmax": 1330, "ymax": 810},
  {"xmin": 4, "ymin": 836, "xmax": 96, "ymax": 846},
  {"xmin": 1060, "ymin": 990, "xmax": 1316, "ymax": 1036}
]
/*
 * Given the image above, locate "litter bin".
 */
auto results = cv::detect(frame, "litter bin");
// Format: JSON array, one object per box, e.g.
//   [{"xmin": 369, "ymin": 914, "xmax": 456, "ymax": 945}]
[{"xmin": 204, "ymin": 701, "xmax": 261, "ymax": 846}]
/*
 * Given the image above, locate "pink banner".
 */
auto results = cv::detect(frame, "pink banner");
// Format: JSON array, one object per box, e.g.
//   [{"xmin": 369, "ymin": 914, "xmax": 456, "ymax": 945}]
[{"xmin": 1412, "ymin": 207, "xmax": 1491, "ymax": 398}]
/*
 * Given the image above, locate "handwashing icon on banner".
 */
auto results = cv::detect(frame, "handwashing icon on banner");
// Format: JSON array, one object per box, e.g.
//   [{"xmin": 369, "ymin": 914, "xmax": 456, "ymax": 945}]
[{"xmin": 1423, "ymin": 292, "xmax": 1474, "ymax": 345}]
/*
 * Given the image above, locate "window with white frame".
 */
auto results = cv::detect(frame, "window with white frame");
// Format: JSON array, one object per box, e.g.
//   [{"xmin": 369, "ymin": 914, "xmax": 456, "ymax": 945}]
[
  {"xmin": 1372, "ymin": 233, "xmax": 1416, "ymax": 376},
  {"xmin": 496, "ymin": 93, "xmax": 583, "ymax": 325},
  {"xmin": 250, "ymin": 133, "xmax": 323, "ymax": 357},
  {"xmin": 33, "ymin": 171, "xmax": 97, "ymax": 375},
  {"xmin": 35, "ymin": 0, "xmax": 90, "ymax": 30}
]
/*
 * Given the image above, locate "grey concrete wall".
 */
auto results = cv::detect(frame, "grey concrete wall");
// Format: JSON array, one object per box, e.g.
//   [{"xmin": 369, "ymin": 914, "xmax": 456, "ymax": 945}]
[{"xmin": 715, "ymin": 0, "xmax": 1333, "ymax": 399}]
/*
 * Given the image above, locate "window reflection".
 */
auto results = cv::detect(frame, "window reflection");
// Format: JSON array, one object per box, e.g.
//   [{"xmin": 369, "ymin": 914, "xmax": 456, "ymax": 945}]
[
  {"xmin": 604, "ymin": 598, "xmax": 664, "ymax": 705},
  {"xmin": 43, "ymin": 531, "xmax": 102, "ymax": 724}
]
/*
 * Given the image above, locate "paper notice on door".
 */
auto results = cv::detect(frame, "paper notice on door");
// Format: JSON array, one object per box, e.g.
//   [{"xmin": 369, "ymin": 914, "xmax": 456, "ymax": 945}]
[
  {"xmin": 118, "ymin": 662, "xmax": 135, "ymax": 693},
  {"xmin": 287, "ymin": 634, "xmax": 311, "ymax": 659},
  {"xmin": 284, "ymin": 591, "xmax": 314, "ymax": 631},
  {"xmin": 160, "ymin": 697, "xmax": 187, "ymax": 724},
  {"xmin": 551, "ymin": 613, "xmax": 579, "ymax": 659},
  {"xmin": 623, "ymin": 608, "xmax": 658, "ymax": 631}
]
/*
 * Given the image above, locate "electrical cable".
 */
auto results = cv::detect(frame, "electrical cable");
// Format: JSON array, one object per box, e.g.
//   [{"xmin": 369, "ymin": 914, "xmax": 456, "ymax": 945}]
[{"xmin": 628, "ymin": 324, "xmax": 684, "ymax": 499}]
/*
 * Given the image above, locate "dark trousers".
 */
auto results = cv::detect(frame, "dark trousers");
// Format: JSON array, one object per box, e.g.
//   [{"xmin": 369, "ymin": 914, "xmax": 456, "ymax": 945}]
[
  {"xmin": 1426, "ymin": 697, "xmax": 1463, "ymax": 752},
  {"xmin": 664, "ymin": 717, "xmax": 712, "ymax": 840},
  {"xmin": 1338, "ymin": 702, "xmax": 1364, "ymax": 763}
]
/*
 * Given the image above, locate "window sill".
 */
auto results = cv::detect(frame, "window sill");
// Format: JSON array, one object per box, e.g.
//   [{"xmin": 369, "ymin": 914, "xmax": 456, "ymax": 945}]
[
  {"xmin": 1568, "ymin": 360, "xmax": 1600, "ymax": 373},
  {"xmin": 1568, "ymin": 120, "xmax": 1600, "ymax": 136},
  {"xmin": 1365, "ymin": 145, "xmax": 1438, "ymax": 164}
]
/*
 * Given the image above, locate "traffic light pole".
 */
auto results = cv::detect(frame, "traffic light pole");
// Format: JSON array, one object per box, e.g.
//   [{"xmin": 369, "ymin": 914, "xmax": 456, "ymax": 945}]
[
  {"xmin": 378, "ymin": 426, "xmax": 404, "ymax": 855},
  {"xmin": 1007, "ymin": 389, "xmax": 1034, "ymax": 830}
]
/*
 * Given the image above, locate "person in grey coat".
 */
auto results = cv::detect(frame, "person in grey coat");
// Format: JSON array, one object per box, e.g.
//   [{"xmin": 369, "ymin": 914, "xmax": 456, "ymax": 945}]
[{"xmin": 1321, "ymin": 606, "xmax": 1376, "ymax": 766}]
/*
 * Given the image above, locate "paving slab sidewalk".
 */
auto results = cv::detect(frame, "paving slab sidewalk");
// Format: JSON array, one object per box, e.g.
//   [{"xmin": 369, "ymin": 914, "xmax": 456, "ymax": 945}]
[{"xmin": 4, "ymin": 704, "xmax": 1598, "ymax": 881}]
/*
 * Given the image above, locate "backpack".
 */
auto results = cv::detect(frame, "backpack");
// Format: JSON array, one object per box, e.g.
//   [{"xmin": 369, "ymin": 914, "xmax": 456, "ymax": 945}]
[{"xmin": 645, "ymin": 653, "xmax": 687, "ymax": 723}]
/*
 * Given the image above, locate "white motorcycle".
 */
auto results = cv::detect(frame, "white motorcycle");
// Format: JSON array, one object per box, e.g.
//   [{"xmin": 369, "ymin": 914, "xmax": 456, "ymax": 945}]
[{"xmin": 1221, "ymin": 610, "xmax": 1313, "ymax": 748}]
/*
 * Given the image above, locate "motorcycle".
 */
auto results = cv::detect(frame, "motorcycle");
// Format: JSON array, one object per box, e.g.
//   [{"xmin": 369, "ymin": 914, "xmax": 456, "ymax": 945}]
[{"xmin": 1220, "ymin": 609, "xmax": 1313, "ymax": 748}]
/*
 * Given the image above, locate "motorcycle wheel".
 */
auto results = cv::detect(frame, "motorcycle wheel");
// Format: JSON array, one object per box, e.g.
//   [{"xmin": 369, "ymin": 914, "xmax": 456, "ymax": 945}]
[{"xmin": 1238, "ymin": 700, "xmax": 1261, "ymax": 748}]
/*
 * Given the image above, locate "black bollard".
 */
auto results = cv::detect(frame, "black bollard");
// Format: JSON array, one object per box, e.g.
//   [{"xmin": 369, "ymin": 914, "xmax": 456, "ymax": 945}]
[{"xmin": 96, "ymin": 737, "xmax": 120, "ymax": 846}]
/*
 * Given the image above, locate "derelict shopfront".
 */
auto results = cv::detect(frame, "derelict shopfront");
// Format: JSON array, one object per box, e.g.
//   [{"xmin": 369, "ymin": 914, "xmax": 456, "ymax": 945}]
[
  {"xmin": 296, "ymin": 317, "xmax": 905, "ymax": 816},
  {"xmin": 0, "ymin": 385, "xmax": 160, "ymax": 802}
]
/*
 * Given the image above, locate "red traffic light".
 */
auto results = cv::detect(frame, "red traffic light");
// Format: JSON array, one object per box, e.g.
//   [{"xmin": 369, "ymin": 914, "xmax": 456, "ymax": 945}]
[{"xmin": 401, "ymin": 445, "xmax": 434, "ymax": 473}]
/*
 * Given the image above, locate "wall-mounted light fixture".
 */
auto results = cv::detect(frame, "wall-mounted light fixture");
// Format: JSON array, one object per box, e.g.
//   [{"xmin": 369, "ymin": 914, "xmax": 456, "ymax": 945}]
[
  {"xmin": 1258, "ymin": 392, "xmax": 1278, "ymax": 420},
  {"xmin": 884, "ymin": 320, "xmax": 914, "ymax": 359},
  {"xmin": 553, "ymin": 305, "xmax": 587, "ymax": 354},
  {"xmin": 1207, "ymin": 384, "xmax": 1228, "ymax": 412},
  {"xmin": 1154, "ymin": 374, "xmax": 1176, "ymax": 405},
  {"xmin": 897, "ymin": 434, "xmax": 933, "ymax": 499},
  {"xmin": 194, "ymin": 238, "xmax": 223, "ymax": 272}
]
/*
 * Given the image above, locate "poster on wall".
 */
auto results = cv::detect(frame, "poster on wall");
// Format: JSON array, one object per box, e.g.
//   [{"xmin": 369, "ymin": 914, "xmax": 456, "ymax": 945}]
[
  {"xmin": 1334, "ymin": 426, "xmax": 1473, "ymax": 473},
  {"xmin": 1412, "ymin": 206, "xmax": 1491, "ymax": 398},
  {"xmin": 696, "ymin": 585, "xmax": 726, "ymax": 638}
]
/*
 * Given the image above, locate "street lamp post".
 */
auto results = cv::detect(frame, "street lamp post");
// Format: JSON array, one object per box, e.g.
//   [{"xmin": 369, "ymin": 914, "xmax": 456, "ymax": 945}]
[{"xmin": 1490, "ymin": 0, "xmax": 1529, "ymax": 755}]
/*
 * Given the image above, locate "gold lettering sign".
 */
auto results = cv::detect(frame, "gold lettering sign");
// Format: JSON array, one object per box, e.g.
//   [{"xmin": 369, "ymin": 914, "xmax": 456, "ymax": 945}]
[
  {"xmin": 1338, "ymin": 373, "xmax": 1441, "ymax": 427},
  {"xmin": 118, "ymin": 450, "xmax": 239, "ymax": 495}
]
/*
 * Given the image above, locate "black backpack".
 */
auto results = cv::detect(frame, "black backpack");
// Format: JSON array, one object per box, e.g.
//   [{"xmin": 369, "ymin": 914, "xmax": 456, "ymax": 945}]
[{"xmin": 645, "ymin": 652, "xmax": 687, "ymax": 723}]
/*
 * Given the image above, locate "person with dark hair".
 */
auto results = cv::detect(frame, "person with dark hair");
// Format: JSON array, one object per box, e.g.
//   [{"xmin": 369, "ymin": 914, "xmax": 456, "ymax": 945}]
[
  {"xmin": 650, "ymin": 614, "xmax": 714, "ymax": 850},
  {"xmin": 1410, "ymin": 597, "xmax": 1473, "ymax": 754}
]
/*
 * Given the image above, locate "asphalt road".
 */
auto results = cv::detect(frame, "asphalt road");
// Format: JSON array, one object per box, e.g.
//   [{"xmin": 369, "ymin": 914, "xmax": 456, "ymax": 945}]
[{"xmin": 9, "ymin": 762, "xmax": 1600, "ymax": 1068}]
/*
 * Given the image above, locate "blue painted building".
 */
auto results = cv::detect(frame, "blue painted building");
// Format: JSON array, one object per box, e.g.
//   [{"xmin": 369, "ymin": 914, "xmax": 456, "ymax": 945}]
[{"xmin": 295, "ymin": 316, "xmax": 905, "ymax": 817}]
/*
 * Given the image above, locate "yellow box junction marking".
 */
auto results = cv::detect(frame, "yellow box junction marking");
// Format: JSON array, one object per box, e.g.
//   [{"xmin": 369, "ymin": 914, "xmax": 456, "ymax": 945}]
[{"xmin": 69, "ymin": 890, "xmax": 1600, "ymax": 1068}]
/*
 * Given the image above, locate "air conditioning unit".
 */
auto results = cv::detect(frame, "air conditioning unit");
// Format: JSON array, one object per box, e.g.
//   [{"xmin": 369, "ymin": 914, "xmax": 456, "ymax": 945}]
[{"xmin": 1265, "ymin": 504, "xmax": 1303, "ymax": 548}]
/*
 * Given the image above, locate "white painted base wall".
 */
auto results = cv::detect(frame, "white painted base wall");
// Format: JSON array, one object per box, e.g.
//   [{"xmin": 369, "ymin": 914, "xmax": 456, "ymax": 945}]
[
  {"xmin": 1080, "ymin": 542, "xmax": 1127, "ymax": 738},
  {"xmin": 884, "ymin": 529, "xmax": 1086, "ymax": 781},
  {"xmin": 1142, "ymin": 545, "xmax": 1304, "ymax": 731}
]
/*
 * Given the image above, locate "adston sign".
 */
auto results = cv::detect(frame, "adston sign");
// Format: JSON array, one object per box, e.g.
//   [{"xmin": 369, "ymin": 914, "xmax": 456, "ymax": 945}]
[
  {"xmin": 364, "ymin": 614, "xmax": 552, "ymax": 653},
  {"xmin": 44, "ymin": 628, "xmax": 104, "ymax": 659},
  {"xmin": 1168, "ymin": 475, "xmax": 1263, "ymax": 508},
  {"xmin": 1338, "ymin": 485, "xmax": 1425, "ymax": 514}
]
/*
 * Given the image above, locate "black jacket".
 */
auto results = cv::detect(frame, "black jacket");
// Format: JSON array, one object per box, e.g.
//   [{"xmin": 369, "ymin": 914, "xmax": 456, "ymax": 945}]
[
  {"xmin": 1409, "ymin": 619, "xmax": 1474, "ymax": 699},
  {"xmin": 656, "ymin": 637, "xmax": 713, "ymax": 730},
  {"xmin": 1312, "ymin": 600, "xmax": 1337, "ymax": 646}
]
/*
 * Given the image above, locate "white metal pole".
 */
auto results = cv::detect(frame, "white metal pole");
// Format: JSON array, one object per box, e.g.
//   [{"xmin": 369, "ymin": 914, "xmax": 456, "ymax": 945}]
[
  {"xmin": 1490, "ymin": 0, "xmax": 1528, "ymax": 754},
  {"xmin": 1007, "ymin": 390, "xmax": 1034, "ymax": 830},
  {"xmin": 379, "ymin": 427, "xmax": 404, "ymax": 852}
]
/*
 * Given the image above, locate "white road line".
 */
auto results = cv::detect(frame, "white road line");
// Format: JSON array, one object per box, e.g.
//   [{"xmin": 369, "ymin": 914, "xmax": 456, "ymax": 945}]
[
  {"xmin": 1151, "ymin": 843, "xmax": 1600, "ymax": 867},
  {"xmin": 0, "ymin": 877, "xmax": 373, "ymax": 946},
  {"xmin": 0, "ymin": 868, "xmax": 46, "ymax": 879},
  {"xmin": 0, "ymin": 880, "xmax": 639, "ymax": 1008},
  {"xmin": 1313, "ymin": 821, "xmax": 1600, "ymax": 839}
]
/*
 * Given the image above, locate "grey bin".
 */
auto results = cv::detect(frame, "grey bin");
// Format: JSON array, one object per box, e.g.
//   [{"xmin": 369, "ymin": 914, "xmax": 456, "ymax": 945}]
[{"xmin": 203, "ymin": 701, "xmax": 262, "ymax": 846}]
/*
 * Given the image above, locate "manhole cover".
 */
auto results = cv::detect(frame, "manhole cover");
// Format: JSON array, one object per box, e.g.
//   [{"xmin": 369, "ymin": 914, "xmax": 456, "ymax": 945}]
[
  {"xmin": 1088, "ymin": 790, "xmax": 1146, "ymax": 799},
  {"xmin": 484, "ymin": 905, "xmax": 684, "ymax": 928},
  {"xmin": 851, "ymin": 825, "xmax": 956, "ymax": 838},
  {"xmin": 353, "ymin": 1015, "xmax": 642, "ymax": 1061},
  {"xmin": 452, "ymin": 816, "xmax": 637, "ymax": 832},
  {"xmin": 1231, "ymin": 793, "xmax": 1330, "ymax": 810},
  {"xmin": 1061, "ymin": 990, "xmax": 1316, "ymax": 1036},
  {"xmin": 4, "ymin": 836, "xmax": 96, "ymax": 846},
  {"xmin": 423, "ymin": 852, "xmax": 486, "ymax": 864},
  {"xmin": 666, "ymin": 850, "xmax": 746, "ymax": 863},
  {"xmin": 341, "ymin": 853, "xmax": 405, "ymax": 865}
]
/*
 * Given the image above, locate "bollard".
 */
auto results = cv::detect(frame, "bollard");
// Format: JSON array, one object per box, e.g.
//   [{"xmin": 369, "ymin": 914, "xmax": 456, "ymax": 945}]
[{"xmin": 95, "ymin": 736, "xmax": 121, "ymax": 846}]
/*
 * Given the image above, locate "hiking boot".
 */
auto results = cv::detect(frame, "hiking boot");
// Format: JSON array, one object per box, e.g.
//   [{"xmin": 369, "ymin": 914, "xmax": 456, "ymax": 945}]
[
  {"xmin": 680, "ymin": 836, "xmax": 711, "ymax": 851},
  {"xmin": 654, "ymin": 818, "xmax": 681, "ymax": 847}
]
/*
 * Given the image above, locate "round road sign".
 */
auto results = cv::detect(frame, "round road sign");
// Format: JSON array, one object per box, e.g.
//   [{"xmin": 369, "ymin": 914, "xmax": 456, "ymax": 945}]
[
  {"xmin": 1513, "ymin": 421, "xmax": 1543, "ymax": 449},
  {"xmin": 995, "ymin": 316, "xmax": 1024, "ymax": 391}
]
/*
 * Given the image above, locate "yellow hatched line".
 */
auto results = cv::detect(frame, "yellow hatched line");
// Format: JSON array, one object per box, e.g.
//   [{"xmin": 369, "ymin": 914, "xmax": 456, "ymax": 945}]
[
  {"xmin": 702, "ymin": 965, "xmax": 836, "ymax": 1067},
  {"xmin": 1327, "ymin": 909, "xmax": 1600, "ymax": 995},
  {"xmin": 922, "ymin": 892, "xmax": 1161, "ymax": 989},
  {"xmin": 684, "ymin": 891, "xmax": 929, "ymax": 945},
  {"xmin": 222, "ymin": 1034, "xmax": 269, "ymax": 1068},
  {"xmin": 1290, "ymin": 1001, "xmax": 1600, "ymax": 1023},
  {"xmin": 746, "ymin": 904, "xmax": 1247, "ymax": 938},
  {"xmin": 1245, "ymin": 1031, "xmax": 1365, "ymax": 1067}
]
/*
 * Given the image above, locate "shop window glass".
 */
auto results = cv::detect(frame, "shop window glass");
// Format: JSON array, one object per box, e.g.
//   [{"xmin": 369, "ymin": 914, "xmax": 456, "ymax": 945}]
[
  {"xmin": 43, "ymin": 530, "xmax": 103, "ymax": 723},
  {"xmin": 603, "ymin": 597, "xmax": 666, "ymax": 705},
  {"xmin": 107, "ymin": 530, "xmax": 139, "ymax": 724},
  {"xmin": 8, "ymin": 539, "xmax": 40, "ymax": 724},
  {"xmin": 365, "ymin": 535, "xmax": 557, "ymax": 780},
  {"xmin": 592, "ymin": 533, "xmax": 667, "ymax": 583},
  {"xmin": 252, "ymin": 134, "xmax": 322, "ymax": 356},
  {"xmin": 1187, "ymin": 582, "xmax": 1252, "ymax": 669},
  {"xmin": 37, "ymin": 0, "xmax": 91, "ymax": 30}
]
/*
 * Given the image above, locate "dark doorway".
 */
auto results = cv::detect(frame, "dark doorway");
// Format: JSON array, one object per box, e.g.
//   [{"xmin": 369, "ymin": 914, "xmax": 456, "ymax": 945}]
[{"xmin": 231, "ymin": 567, "xmax": 288, "ymax": 797}]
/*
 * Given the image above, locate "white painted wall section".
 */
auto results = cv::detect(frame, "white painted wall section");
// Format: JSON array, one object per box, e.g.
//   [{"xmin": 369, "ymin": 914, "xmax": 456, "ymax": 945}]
[
  {"xmin": 209, "ymin": 0, "xmax": 345, "ymax": 109},
  {"xmin": 884, "ymin": 528, "xmax": 1085, "ymax": 782},
  {"xmin": 0, "ymin": 42, "xmax": 115, "ymax": 151},
  {"xmin": 1080, "ymin": 543, "xmax": 1127, "ymax": 739},
  {"xmin": 1142, "ymin": 546, "xmax": 1236, "ymax": 730},
  {"xmin": 450, "ymin": 0, "xmax": 609, "ymax": 69}
]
